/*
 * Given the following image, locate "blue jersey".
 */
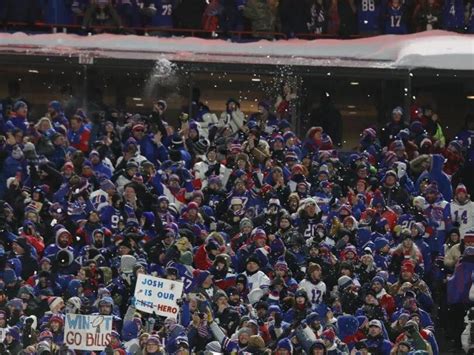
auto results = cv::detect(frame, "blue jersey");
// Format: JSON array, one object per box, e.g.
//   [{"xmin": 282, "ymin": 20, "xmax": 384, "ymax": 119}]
[
  {"xmin": 150, "ymin": 0, "xmax": 175, "ymax": 28},
  {"xmin": 100, "ymin": 206, "xmax": 124, "ymax": 232},
  {"xmin": 442, "ymin": 0, "xmax": 464, "ymax": 30},
  {"xmin": 44, "ymin": 0, "xmax": 74, "ymax": 25},
  {"xmin": 385, "ymin": 4, "xmax": 407, "ymax": 34},
  {"xmin": 358, "ymin": 0, "xmax": 382, "ymax": 32}
]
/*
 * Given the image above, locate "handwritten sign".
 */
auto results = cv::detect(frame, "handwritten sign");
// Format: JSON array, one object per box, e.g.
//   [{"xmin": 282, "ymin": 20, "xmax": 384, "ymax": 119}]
[
  {"xmin": 64, "ymin": 314, "xmax": 113, "ymax": 351},
  {"xmin": 134, "ymin": 274, "xmax": 183, "ymax": 319}
]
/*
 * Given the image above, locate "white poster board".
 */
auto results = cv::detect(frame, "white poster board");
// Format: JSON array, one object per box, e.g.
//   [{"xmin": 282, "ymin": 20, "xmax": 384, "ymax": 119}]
[
  {"xmin": 134, "ymin": 274, "xmax": 184, "ymax": 319},
  {"xmin": 64, "ymin": 314, "xmax": 113, "ymax": 351}
]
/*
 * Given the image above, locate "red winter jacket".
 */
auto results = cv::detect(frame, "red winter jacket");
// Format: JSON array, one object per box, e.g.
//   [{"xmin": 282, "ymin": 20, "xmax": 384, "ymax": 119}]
[{"xmin": 194, "ymin": 244, "xmax": 212, "ymax": 270}]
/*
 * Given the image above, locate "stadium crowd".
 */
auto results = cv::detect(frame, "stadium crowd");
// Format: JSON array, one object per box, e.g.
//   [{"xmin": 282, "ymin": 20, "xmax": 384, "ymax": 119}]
[
  {"xmin": 0, "ymin": 84, "xmax": 473, "ymax": 355},
  {"xmin": 1, "ymin": 0, "xmax": 474, "ymax": 38}
]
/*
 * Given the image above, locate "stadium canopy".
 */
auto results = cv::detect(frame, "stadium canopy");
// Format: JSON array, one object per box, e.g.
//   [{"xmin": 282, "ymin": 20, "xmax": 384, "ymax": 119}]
[{"xmin": 0, "ymin": 30, "xmax": 472, "ymax": 72}]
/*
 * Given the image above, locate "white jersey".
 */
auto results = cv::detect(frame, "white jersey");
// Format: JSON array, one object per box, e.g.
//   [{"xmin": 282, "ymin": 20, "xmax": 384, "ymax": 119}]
[
  {"xmin": 299, "ymin": 279, "xmax": 326, "ymax": 307},
  {"xmin": 449, "ymin": 200, "xmax": 474, "ymax": 238},
  {"xmin": 244, "ymin": 270, "xmax": 271, "ymax": 291}
]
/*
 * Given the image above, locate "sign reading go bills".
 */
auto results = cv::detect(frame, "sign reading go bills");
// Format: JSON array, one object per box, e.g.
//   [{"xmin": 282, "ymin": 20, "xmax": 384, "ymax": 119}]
[
  {"xmin": 64, "ymin": 314, "xmax": 113, "ymax": 351},
  {"xmin": 134, "ymin": 274, "xmax": 184, "ymax": 319}
]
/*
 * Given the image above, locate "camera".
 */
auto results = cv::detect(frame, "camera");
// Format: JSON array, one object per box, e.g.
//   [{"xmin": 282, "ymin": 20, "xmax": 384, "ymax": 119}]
[{"xmin": 37, "ymin": 340, "xmax": 52, "ymax": 355}]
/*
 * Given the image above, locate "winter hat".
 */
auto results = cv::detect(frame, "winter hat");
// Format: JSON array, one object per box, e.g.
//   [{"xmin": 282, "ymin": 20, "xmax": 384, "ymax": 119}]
[
  {"xmin": 306, "ymin": 312, "xmax": 321, "ymax": 325},
  {"xmin": 268, "ymin": 198, "xmax": 281, "ymax": 207},
  {"xmin": 48, "ymin": 296, "xmax": 64, "ymax": 311},
  {"xmin": 310, "ymin": 340, "xmax": 326, "ymax": 351},
  {"xmin": 455, "ymin": 183, "xmax": 468, "ymax": 195},
  {"xmin": 404, "ymin": 320, "xmax": 419, "ymax": 332},
  {"xmin": 464, "ymin": 230, "xmax": 474, "ymax": 243},
  {"xmin": 424, "ymin": 182, "xmax": 439, "ymax": 195},
  {"xmin": 413, "ymin": 222, "xmax": 425, "ymax": 236},
  {"xmin": 6, "ymin": 298, "xmax": 23, "ymax": 311},
  {"xmin": 338, "ymin": 275, "xmax": 353, "ymax": 290},
  {"xmin": 294, "ymin": 288, "xmax": 308, "ymax": 300},
  {"xmin": 321, "ymin": 328, "xmax": 336, "ymax": 343},
  {"xmin": 23, "ymin": 142, "xmax": 37, "ymax": 158},
  {"xmin": 226, "ymin": 287, "xmax": 239, "ymax": 298},
  {"xmin": 303, "ymin": 197, "xmax": 318, "ymax": 209},
  {"xmin": 230, "ymin": 141, "xmax": 242, "ymax": 153},
  {"xmin": 239, "ymin": 218, "xmax": 253, "ymax": 230},
  {"xmin": 420, "ymin": 137, "xmax": 432, "ymax": 148},
  {"xmin": 120, "ymin": 255, "xmax": 137, "ymax": 274},
  {"xmin": 236, "ymin": 274, "xmax": 247, "ymax": 286},
  {"xmin": 283, "ymin": 131, "xmax": 295, "ymax": 141},
  {"xmin": 448, "ymin": 140, "xmax": 463, "ymax": 154},
  {"xmin": 362, "ymin": 128, "xmax": 377, "ymax": 139},
  {"xmin": 13, "ymin": 100, "xmax": 27, "ymax": 112},
  {"xmin": 246, "ymin": 254, "xmax": 261, "ymax": 266},
  {"xmin": 180, "ymin": 251, "xmax": 193, "ymax": 266},
  {"xmin": 49, "ymin": 314, "xmax": 64, "ymax": 326},
  {"xmin": 371, "ymin": 190, "xmax": 386, "ymax": 208},
  {"xmin": 6, "ymin": 326, "xmax": 20, "ymax": 342},
  {"xmin": 18, "ymin": 284, "xmax": 35, "ymax": 298},
  {"xmin": 252, "ymin": 228, "xmax": 267, "ymax": 241},
  {"xmin": 3, "ymin": 269, "xmax": 17, "ymax": 284},
  {"xmin": 383, "ymin": 170, "xmax": 398, "ymax": 182},
  {"xmin": 278, "ymin": 120, "xmax": 291, "ymax": 130},
  {"xmin": 371, "ymin": 275, "xmax": 385, "ymax": 286},
  {"xmin": 390, "ymin": 140, "xmax": 405, "ymax": 152},
  {"xmin": 171, "ymin": 134, "xmax": 184, "ymax": 147},
  {"xmin": 230, "ymin": 197, "xmax": 243, "ymax": 207},
  {"xmin": 12, "ymin": 237, "xmax": 29, "ymax": 253},
  {"xmin": 100, "ymin": 179, "xmax": 115, "ymax": 191},
  {"xmin": 368, "ymin": 319, "xmax": 382, "ymax": 329},
  {"xmin": 392, "ymin": 106, "xmax": 403, "ymax": 115},
  {"xmin": 409, "ymin": 121, "xmax": 423, "ymax": 135},
  {"xmin": 66, "ymin": 297, "xmax": 82, "ymax": 313},
  {"xmin": 401, "ymin": 260, "xmax": 415, "ymax": 274},
  {"xmin": 48, "ymin": 100, "xmax": 62, "ymax": 112},
  {"xmin": 268, "ymin": 304, "xmax": 281, "ymax": 314},
  {"xmin": 276, "ymin": 338, "xmax": 293, "ymax": 352},
  {"xmin": 194, "ymin": 270, "xmax": 212, "ymax": 285},
  {"xmin": 272, "ymin": 135, "xmax": 284, "ymax": 144},
  {"xmin": 275, "ymin": 257, "xmax": 289, "ymax": 272},
  {"xmin": 285, "ymin": 150, "xmax": 299, "ymax": 161}
]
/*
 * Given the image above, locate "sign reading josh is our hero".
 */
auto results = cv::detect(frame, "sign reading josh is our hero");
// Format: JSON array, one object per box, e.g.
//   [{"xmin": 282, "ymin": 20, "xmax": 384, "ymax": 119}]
[
  {"xmin": 134, "ymin": 274, "xmax": 184, "ymax": 318},
  {"xmin": 64, "ymin": 314, "xmax": 113, "ymax": 351}
]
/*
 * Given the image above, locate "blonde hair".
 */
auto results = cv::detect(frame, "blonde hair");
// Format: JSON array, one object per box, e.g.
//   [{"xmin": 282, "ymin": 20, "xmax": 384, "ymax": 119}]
[{"xmin": 35, "ymin": 117, "xmax": 53, "ymax": 132}]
